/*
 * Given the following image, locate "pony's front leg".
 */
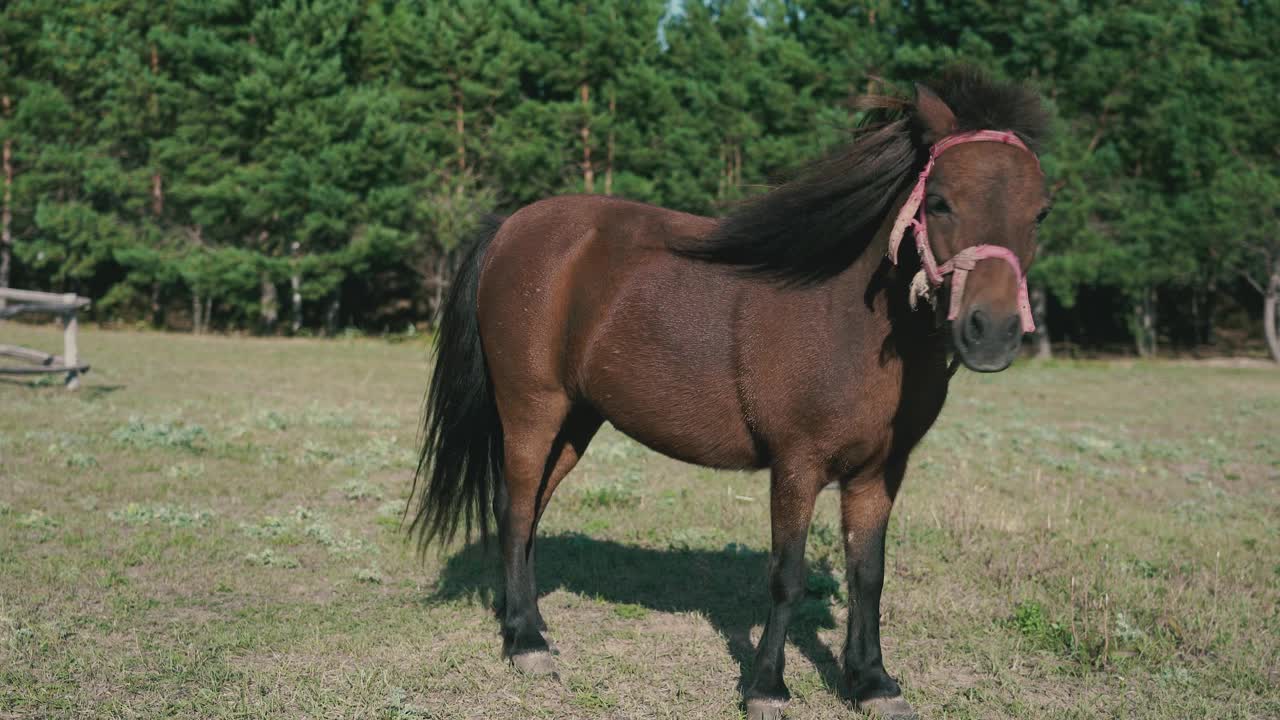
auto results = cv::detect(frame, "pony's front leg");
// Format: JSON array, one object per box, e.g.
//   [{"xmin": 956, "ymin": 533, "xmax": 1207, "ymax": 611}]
[
  {"xmin": 745, "ymin": 461, "xmax": 823, "ymax": 720},
  {"xmin": 841, "ymin": 460, "xmax": 916, "ymax": 719}
]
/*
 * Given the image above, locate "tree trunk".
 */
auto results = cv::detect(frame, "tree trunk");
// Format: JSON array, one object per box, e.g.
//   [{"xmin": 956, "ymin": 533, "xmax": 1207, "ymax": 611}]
[
  {"xmin": 260, "ymin": 271, "xmax": 278, "ymax": 333},
  {"xmin": 1146, "ymin": 287, "xmax": 1157, "ymax": 357},
  {"xmin": 733, "ymin": 143, "xmax": 742, "ymax": 189},
  {"xmin": 202, "ymin": 297, "xmax": 213, "ymax": 333},
  {"xmin": 717, "ymin": 145, "xmax": 727, "ymax": 200},
  {"xmin": 1265, "ymin": 262, "xmax": 1280, "ymax": 364},
  {"xmin": 604, "ymin": 88, "xmax": 615, "ymax": 196},
  {"xmin": 0, "ymin": 95, "xmax": 12, "ymax": 309},
  {"xmin": 290, "ymin": 241, "xmax": 303, "ymax": 334},
  {"xmin": 152, "ymin": 173, "xmax": 163, "ymax": 216},
  {"xmin": 1134, "ymin": 288, "xmax": 1156, "ymax": 358},
  {"xmin": 324, "ymin": 295, "xmax": 340, "ymax": 336},
  {"xmin": 430, "ymin": 253, "xmax": 447, "ymax": 322},
  {"xmin": 150, "ymin": 44, "xmax": 160, "ymax": 98},
  {"xmin": 150, "ymin": 282, "xmax": 162, "ymax": 327},
  {"xmin": 192, "ymin": 292, "xmax": 203, "ymax": 334},
  {"xmin": 1133, "ymin": 299, "xmax": 1145, "ymax": 357},
  {"xmin": 720, "ymin": 142, "xmax": 742, "ymax": 198},
  {"xmin": 187, "ymin": 224, "xmax": 205, "ymax": 333},
  {"xmin": 453, "ymin": 81, "xmax": 466, "ymax": 173},
  {"xmin": 150, "ymin": 45, "xmax": 163, "ymax": 217},
  {"xmin": 1190, "ymin": 288, "xmax": 1201, "ymax": 349},
  {"xmin": 1031, "ymin": 284, "xmax": 1051, "ymax": 359},
  {"xmin": 1202, "ymin": 277, "xmax": 1217, "ymax": 346},
  {"xmin": 579, "ymin": 82, "xmax": 593, "ymax": 193}
]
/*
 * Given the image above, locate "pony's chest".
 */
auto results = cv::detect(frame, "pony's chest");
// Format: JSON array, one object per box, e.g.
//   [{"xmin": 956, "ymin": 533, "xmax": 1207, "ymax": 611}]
[
  {"xmin": 742, "ymin": 349, "xmax": 949, "ymax": 472},
  {"xmin": 734, "ymin": 283, "xmax": 951, "ymax": 468},
  {"xmin": 887, "ymin": 368, "xmax": 950, "ymax": 455},
  {"xmin": 835, "ymin": 364, "xmax": 948, "ymax": 464}
]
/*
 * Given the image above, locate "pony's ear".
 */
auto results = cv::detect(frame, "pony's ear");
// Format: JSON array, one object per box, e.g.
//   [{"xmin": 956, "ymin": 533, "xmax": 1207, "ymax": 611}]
[{"xmin": 914, "ymin": 83, "xmax": 957, "ymax": 144}]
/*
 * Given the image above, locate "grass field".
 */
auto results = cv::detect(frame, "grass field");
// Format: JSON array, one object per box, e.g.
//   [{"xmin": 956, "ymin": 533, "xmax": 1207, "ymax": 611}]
[{"xmin": 1, "ymin": 326, "xmax": 1277, "ymax": 719}]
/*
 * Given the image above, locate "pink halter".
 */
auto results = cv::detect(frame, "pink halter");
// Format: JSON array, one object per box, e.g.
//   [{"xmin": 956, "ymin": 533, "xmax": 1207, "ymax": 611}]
[{"xmin": 886, "ymin": 130, "xmax": 1037, "ymax": 333}]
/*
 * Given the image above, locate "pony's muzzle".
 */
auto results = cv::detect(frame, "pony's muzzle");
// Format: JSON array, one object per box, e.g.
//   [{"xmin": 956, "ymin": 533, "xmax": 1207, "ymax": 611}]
[{"xmin": 953, "ymin": 305, "xmax": 1022, "ymax": 372}]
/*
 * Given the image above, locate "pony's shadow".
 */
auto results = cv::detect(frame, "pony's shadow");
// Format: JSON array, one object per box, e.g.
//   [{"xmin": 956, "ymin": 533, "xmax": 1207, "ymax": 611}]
[{"xmin": 433, "ymin": 533, "xmax": 846, "ymax": 698}]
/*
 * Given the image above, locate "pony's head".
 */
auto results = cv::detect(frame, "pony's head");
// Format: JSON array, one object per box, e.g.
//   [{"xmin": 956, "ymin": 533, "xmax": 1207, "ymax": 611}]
[
  {"xmin": 898, "ymin": 78, "xmax": 1051, "ymax": 372},
  {"xmin": 675, "ymin": 66, "xmax": 1051, "ymax": 374}
]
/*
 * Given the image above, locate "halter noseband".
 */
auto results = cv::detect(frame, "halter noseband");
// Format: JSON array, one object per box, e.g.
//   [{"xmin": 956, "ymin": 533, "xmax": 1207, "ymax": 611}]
[{"xmin": 886, "ymin": 130, "xmax": 1038, "ymax": 333}]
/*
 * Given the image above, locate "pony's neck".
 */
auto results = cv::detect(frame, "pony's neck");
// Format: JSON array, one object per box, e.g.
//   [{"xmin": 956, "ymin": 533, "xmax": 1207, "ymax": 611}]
[{"xmin": 831, "ymin": 192, "xmax": 952, "ymax": 373}]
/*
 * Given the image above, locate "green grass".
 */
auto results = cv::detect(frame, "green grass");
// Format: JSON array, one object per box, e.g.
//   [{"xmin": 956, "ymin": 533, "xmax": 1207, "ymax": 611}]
[{"xmin": 1, "ymin": 325, "xmax": 1278, "ymax": 719}]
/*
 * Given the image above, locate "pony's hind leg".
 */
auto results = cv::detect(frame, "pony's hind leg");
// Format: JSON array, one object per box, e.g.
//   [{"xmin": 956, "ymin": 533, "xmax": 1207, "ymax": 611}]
[{"xmin": 495, "ymin": 398, "xmax": 601, "ymax": 676}]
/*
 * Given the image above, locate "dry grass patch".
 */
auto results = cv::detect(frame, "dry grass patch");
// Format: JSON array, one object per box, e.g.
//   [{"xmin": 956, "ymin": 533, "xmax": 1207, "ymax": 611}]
[{"xmin": 1, "ymin": 328, "xmax": 1277, "ymax": 719}]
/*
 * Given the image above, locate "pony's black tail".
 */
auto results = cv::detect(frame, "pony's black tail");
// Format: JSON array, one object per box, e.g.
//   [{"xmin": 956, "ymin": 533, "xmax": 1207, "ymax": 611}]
[{"xmin": 410, "ymin": 215, "xmax": 506, "ymax": 552}]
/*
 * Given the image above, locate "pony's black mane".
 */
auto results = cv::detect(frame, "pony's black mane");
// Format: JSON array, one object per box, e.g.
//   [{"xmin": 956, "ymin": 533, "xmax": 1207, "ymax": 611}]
[{"xmin": 678, "ymin": 67, "xmax": 1049, "ymax": 285}]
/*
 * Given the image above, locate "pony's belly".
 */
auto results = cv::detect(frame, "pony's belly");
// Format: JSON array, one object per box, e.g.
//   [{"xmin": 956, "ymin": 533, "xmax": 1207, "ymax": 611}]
[
  {"xmin": 601, "ymin": 405, "xmax": 763, "ymax": 471},
  {"xmin": 582, "ymin": 361, "xmax": 762, "ymax": 471}
]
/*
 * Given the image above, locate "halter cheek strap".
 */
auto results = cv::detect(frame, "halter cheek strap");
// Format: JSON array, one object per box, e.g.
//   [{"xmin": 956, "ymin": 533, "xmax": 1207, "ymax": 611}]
[{"xmin": 886, "ymin": 130, "xmax": 1038, "ymax": 333}]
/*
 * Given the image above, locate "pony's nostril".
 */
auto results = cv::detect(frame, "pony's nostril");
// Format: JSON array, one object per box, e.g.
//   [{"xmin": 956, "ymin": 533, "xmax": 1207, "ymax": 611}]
[
  {"xmin": 964, "ymin": 309, "xmax": 989, "ymax": 345},
  {"xmin": 1003, "ymin": 315, "xmax": 1020, "ymax": 341}
]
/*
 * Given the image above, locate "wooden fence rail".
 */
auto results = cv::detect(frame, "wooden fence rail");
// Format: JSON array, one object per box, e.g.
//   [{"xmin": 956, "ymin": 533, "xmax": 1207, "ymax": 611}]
[{"xmin": 0, "ymin": 288, "xmax": 91, "ymax": 389}]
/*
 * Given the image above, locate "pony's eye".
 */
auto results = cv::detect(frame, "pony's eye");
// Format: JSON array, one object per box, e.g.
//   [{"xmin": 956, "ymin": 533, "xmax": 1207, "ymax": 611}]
[
  {"xmin": 1035, "ymin": 206, "xmax": 1052, "ymax": 226},
  {"xmin": 925, "ymin": 194, "xmax": 951, "ymax": 215}
]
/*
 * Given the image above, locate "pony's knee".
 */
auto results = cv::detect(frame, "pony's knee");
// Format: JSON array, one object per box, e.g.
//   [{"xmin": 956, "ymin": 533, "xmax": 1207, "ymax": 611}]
[{"xmin": 767, "ymin": 545, "xmax": 808, "ymax": 605}]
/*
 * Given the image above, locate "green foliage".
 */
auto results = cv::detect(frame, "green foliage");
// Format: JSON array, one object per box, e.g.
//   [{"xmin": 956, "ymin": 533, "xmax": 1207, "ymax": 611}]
[
  {"xmin": 108, "ymin": 503, "xmax": 215, "ymax": 528},
  {"xmin": 1010, "ymin": 600, "xmax": 1072, "ymax": 654},
  {"xmin": 575, "ymin": 482, "xmax": 642, "ymax": 510},
  {"xmin": 0, "ymin": 0, "xmax": 1272, "ymax": 349},
  {"xmin": 338, "ymin": 479, "xmax": 384, "ymax": 502},
  {"xmin": 111, "ymin": 417, "xmax": 209, "ymax": 452},
  {"xmin": 353, "ymin": 566, "xmax": 384, "ymax": 584},
  {"xmin": 15, "ymin": 509, "xmax": 59, "ymax": 531},
  {"xmin": 244, "ymin": 549, "xmax": 301, "ymax": 569},
  {"xmin": 612, "ymin": 602, "xmax": 649, "ymax": 620}
]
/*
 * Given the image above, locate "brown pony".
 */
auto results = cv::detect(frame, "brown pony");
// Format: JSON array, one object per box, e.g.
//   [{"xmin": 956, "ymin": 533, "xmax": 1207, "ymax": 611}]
[{"xmin": 412, "ymin": 68, "xmax": 1050, "ymax": 720}]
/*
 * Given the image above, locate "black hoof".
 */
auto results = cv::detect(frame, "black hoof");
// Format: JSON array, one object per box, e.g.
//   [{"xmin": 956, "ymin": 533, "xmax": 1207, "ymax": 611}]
[
  {"xmin": 745, "ymin": 697, "xmax": 787, "ymax": 720},
  {"xmin": 856, "ymin": 695, "xmax": 918, "ymax": 719},
  {"xmin": 509, "ymin": 650, "xmax": 557, "ymax": 678}
]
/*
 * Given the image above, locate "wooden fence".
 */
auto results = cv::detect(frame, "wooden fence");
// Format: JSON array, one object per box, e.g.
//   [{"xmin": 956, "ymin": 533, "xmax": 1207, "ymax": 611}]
[{"xmin": 0, "ymin": 288, "xmax": 91, "ymax": 389}]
